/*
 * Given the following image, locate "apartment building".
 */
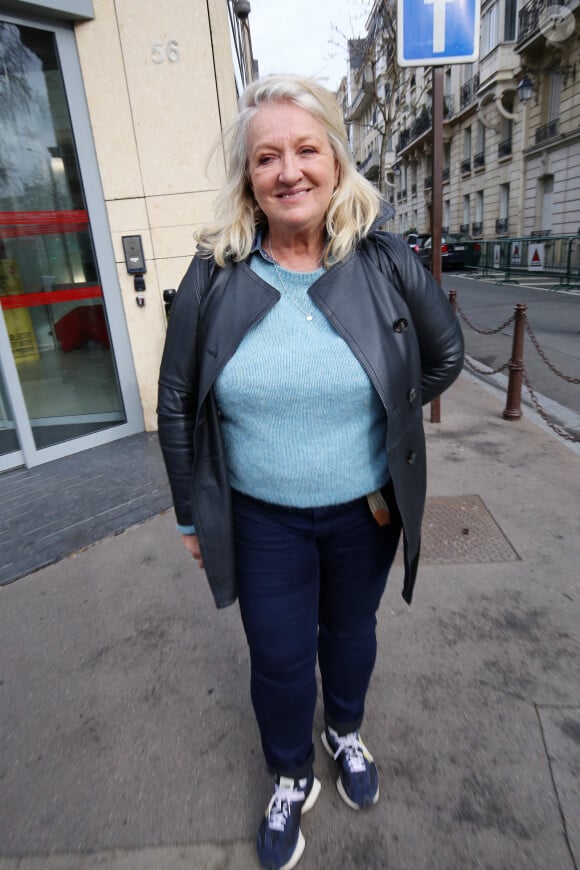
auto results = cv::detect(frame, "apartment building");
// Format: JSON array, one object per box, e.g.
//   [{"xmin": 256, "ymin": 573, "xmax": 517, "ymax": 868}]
[
  {"xmin": 346, "ymin": 0, "xmax": 579, "ymax": 240},
  {"xmin": 0, "ymin": 0, "xmax": 254, "ymax": 472}
]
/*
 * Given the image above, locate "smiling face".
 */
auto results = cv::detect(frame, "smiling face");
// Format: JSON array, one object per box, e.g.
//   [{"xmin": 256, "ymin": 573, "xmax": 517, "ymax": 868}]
[{"xmin": 247, "ymin": 101, "xmax": 340, "ymax": 244}]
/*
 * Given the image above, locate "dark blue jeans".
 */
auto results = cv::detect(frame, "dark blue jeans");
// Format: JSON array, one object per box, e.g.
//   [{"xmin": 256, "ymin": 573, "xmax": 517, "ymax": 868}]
[{"xmin": 232, "ymin": 486, "xmax": 401, "ymax": 779}]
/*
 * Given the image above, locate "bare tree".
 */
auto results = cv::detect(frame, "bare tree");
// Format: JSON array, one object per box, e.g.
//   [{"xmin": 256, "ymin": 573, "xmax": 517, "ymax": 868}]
[{"xmin": 338, "ymin": 1, "xmax": 430, "ymax": 196}]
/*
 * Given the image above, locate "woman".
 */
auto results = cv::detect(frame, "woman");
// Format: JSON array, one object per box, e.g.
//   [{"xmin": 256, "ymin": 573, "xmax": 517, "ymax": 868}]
[{"xmin": 158, "ymin": 75, "xmax": 464, "ymax": 870}]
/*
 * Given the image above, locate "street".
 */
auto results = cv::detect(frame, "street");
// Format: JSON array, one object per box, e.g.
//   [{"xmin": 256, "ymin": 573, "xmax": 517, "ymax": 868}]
[{"xmin": 441, "ymin": 272, "xmax": 580, "ymax": 437}]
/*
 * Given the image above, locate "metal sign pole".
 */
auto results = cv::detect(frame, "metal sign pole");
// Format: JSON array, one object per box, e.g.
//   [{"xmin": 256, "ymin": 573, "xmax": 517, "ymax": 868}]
[
  {"xmin": 430, "ymin": 65, "xmax": 443, "ymax": 424},
  {"xmin": 396, "ymin": 0, "xmax": 480, "ymax": 424}
]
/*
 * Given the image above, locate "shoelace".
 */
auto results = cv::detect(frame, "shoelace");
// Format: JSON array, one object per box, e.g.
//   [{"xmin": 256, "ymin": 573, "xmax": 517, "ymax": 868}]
[
  {"xmin": 266, "ymin": 783, "xmax": 306, "ymax": 832},
  {"xmin": 331, "ymin": 733, "xmax": 367, "ymax": 773}
]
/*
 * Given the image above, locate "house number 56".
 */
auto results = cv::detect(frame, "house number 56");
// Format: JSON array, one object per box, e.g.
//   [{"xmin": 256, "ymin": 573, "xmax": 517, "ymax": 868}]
[{"xmin": 151, "ymin": 40, "xmax": 180, "ymax": 63}]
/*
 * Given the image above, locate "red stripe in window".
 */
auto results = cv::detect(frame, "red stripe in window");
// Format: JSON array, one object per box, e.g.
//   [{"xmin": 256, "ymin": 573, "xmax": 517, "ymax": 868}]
[
  {"xmin": 0, "ymin": 286, "xmax": 103, "ymax": 309},
  {"xmin": 0, "ymin": 210, "xmax": 90, "ymax": 238}
]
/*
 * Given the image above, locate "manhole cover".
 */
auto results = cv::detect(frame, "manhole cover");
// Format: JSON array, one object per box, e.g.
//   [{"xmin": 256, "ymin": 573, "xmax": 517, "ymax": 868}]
[{"xmin": 414, "ymin": 495, "xmax": 519, "ymax": 564}]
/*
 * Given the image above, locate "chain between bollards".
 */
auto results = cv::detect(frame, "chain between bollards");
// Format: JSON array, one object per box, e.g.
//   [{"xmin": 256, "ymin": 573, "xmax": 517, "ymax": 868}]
[
  {"xmin": 503, "ymin": 303, "xmax": 527, "ymax": 420},
  {"xmin": 450, "ymin": 290, "xmax": 527, "ymax": 420}
]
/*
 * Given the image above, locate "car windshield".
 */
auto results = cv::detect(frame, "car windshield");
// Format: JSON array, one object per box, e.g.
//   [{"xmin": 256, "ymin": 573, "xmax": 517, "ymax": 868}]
[{"xmin": 424, "ymin": 234, "xmax": 473, "ymax": 248}]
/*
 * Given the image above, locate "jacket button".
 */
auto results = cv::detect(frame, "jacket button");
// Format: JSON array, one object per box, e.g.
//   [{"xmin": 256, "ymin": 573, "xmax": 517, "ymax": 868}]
[
  {"xmin": 393, "ymin": 317, "xmax": 408, "ymax": 333},
  {"xmin": 407, "ymin": 450, "xmax": 416, "ymax": 465},
  {"xmin": 408, "ymin": 388, "xmax": 417, "ymax": 403}
]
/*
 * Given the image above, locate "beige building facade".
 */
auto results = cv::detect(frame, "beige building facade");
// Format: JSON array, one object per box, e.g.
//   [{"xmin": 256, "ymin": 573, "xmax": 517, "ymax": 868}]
[
  {"xmin": 0, "ymin": 0, "xmax": 250, "ymax": 472},
  {"xmin": 346, "ymin": 0, "xmax": 580, "ymax": 242}
]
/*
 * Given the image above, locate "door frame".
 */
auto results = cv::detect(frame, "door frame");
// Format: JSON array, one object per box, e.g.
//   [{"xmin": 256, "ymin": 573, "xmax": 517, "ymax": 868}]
[{"xmin": 0, "ymin": 9, "xmax": 144, "ymax": 470}]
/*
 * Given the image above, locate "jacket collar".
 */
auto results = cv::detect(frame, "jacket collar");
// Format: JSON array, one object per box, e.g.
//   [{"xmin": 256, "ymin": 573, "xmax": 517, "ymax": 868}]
[{"xmin": 370, "ymin": 201, "xmax": 396, "ymax": 233}]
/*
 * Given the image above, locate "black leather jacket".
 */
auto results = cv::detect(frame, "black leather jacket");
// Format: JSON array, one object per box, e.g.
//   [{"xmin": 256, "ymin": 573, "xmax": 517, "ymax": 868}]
[{"xmin": 157, "ymin": 219, "xmax": 464, "ymax": 608}]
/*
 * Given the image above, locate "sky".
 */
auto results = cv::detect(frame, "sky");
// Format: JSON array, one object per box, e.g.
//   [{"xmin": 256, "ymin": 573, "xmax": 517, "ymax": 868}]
[{"xmin": 247, "ymin": 0, "xmax": 369, "ymax": 91}]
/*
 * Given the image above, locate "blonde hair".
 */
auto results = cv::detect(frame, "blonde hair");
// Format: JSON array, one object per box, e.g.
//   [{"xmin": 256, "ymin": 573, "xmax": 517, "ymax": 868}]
[{"xmin": 196, "ymin": 75, "xmax": 383, "ymax": 267}]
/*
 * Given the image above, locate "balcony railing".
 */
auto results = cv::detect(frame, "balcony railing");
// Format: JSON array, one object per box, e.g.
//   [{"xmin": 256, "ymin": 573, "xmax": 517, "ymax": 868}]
[
  {"xmin": 409, "ymin": 109, "xmax": 432, "ymax": 141},
  {"xmin": 473, "ymin": 152, "xmax": 485, "ymax": 168},
  {"xmin": 460, "ymin": 73, "xmax": 480, "ymax": 109},
  {"xmin": 396, "ymin": 130, "xmax": 411, "ymax": 153},
  {"xmin": 496, "ymin": 218, "xmax": 509, "ymax": 234},
  {"xmin": 498, "ymin": 138, "xmax": 512, "ymax": 158},
  {"xmin": 461, "ymin": 158, "xmax": 471, "ymax": 174},
  {"xmin": 396, "ymin": 110, "xmax": 433, "ymax": 154},
  {"xmin": 444, "ymin": 95, "xmax": 455, "ymax": 118},
  {"xmin": 442, "ymin": 167, "xmax": 450, "ymax": 182},
  {"xmin": 460, "ymin": 80, "xmax": 473, "ymax": 109},
  {"xmin": 348, "ymin": 81, "xmax": 374, "ymax": 119},
  {"xmin": 424, "ymin": 176, "xmax": 433, "ymax": 190},
  {"xmin": 518, "ymin": 0, "xmax": 565, "ymax": 43},
  {"xmin": 535, "ymin": 119, "xmax": 559, "ymax": 144},
  {"xmin": 459, "ymin": 223, "xmax": 470, "ymax": 233},
  {"xmin": 472, "ymin": 221, "xmax": 483, "ymax": 236},
  {"xmin": 358, "ymin": 148, "xmax": 380, "ymax": 178}
]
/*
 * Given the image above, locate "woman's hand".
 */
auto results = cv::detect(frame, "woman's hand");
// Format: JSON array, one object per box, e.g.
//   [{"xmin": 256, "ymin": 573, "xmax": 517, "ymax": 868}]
[{"xmin": 180, "ymin": 534, "xmax": 204, "ymax": 569}]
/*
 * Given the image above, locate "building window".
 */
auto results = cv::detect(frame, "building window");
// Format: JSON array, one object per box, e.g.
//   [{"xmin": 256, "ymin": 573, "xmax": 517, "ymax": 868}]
[
  {"xmin": 504, "ymin": 0, "xmax": 517, "ymax": 39},
  {"xmin": 474, "ymin": 120, "xmax": 486, "ymax": 167},
  {"xmin": 499, "ymin": 111, "xmax": 513, "ymax": 158},
  {"xmin": 463, "ymin": 194, "xmax": 470, "ymax": 228},
  {"xmin": 444, "ymin": 68, "xmax": 452, "ymax": 115},
  {"xmin": 444, "ymin": 141, "xmax": 451, "ymax": 169},
  {"xmin": 548, "ymin": 71, "xmax": 561, "ymax": 124},
  {"xmin": 481, "ymin": 3, "xmax": 499, "ymax": 55},
  {"xmin": 497, "ymin": 183, "xmax": 509, "ymax": 233},
  {"xmin": 500, "ymin": 183, "xmax": 509, "ymax": 219},
  {"xmin": 443, "ymin": 199, "xmax": 450, "ymax": 233},
  {"xmin": 461, "ymin": 127, "xmax": 472, "ymax": 173},
  {"xmin": 463, "ymin": 126, "xmax": 471, "ymax": 158},
  {"xmin": 538, "ymin": 175, "xmax": 554, "ymax": 234},
  {"xmin": 473, "ymin": 191, "xmax": 484, "ymax": 235}
]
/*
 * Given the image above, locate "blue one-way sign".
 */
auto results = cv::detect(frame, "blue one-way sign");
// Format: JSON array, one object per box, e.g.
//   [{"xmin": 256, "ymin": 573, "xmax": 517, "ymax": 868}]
[{"xmin": 397, "ymin": 0, "xmax": 481, "ymax": 66}]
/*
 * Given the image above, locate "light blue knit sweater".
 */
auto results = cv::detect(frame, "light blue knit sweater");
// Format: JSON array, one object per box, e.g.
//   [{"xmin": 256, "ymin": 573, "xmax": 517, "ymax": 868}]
[{"xmin": 210, "ymin": 252, "xmax": 389, "ymax": 509}]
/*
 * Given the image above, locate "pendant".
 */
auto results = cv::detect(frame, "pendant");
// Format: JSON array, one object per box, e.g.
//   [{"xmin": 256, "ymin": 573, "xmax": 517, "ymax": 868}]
[{"xmin": 306, "ymin": 314, "xmax": 313, "ymax": 321}]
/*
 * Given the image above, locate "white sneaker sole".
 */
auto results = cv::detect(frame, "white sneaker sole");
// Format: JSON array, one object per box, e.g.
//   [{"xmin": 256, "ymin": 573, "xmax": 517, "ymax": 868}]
[
  {"xmin": 279, "ymin": 778, "xmax": 321, "ymax": 870},
  {"xmin": 321, "ymin": 731, "xmax": 379, "ymax": 811}
]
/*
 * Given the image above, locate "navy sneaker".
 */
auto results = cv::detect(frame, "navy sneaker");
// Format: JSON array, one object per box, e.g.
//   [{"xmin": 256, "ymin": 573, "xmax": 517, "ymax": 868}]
[
  {"xmin": 256, "ymin": 770, "xmax": 321, "ymax": 870},
  {"xmin": 321, "ymin": 726, "xmax": 379, "ymax": 810}
]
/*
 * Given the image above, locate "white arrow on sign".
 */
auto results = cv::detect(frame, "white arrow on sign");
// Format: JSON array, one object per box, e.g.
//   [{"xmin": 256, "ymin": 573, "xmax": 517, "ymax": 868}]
[{"xmin": 424, "ymin": 0, "xmax": 456, "ymax": 52}]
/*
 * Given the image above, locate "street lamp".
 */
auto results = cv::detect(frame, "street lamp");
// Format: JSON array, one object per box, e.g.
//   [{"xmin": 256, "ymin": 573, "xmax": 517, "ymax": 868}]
[
  {"xmin": 517, "ymin": 60, "xmax": 576, "ymax": 106},
  {"xmin": 517, "ymin": 75, "xmax": 534, "ymax": 105}
]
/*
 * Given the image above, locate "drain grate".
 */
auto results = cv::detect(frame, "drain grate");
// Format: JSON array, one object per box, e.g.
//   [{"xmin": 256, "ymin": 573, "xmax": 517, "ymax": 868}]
[{"xmin": 416, "ymin": 495, "xmax": 520, "ymax": 564}]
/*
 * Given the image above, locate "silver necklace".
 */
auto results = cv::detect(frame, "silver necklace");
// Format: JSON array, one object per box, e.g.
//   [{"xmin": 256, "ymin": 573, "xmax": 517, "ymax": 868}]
[{"xmin": 267, "ymin": 239, "xmax": 315, "ymax": 322}]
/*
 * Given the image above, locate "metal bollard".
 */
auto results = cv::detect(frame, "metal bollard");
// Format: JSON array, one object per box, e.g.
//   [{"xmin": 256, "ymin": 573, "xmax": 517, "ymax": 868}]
[{"xmin": 503, "ymin": 303, "xmax": 527, "ymax": 420}]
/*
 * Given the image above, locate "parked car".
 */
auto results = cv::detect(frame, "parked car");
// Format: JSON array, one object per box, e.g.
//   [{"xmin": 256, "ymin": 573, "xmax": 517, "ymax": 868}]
[
  {"xmin": 405, "ymin": 232, "xmax": 430, "ymax": 254},
  {"xmin": 418, "ymin": 233, "xmax": 481, "ymax": 271}
]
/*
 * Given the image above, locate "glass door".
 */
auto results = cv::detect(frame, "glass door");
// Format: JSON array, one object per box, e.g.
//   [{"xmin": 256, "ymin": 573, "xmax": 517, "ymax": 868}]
[
  {"xmin": 0, "ymin": 368, "xmax": 20, "ymax": 458},
  {"xmin": 0, "ymin": 16, "xmax": 143, "ymax": 469}
]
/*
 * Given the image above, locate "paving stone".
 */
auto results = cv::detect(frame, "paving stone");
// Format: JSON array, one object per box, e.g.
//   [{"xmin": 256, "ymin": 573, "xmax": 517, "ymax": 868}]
[{"xmin": 0, "ymin": 433, "xmax": 172, "ymax": 586}]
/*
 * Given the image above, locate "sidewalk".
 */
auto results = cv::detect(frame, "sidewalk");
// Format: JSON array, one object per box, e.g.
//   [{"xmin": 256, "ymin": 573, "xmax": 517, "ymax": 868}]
[{"xmin": 1, "ymin": 374, "xmax": 578, "ymax": 870}]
